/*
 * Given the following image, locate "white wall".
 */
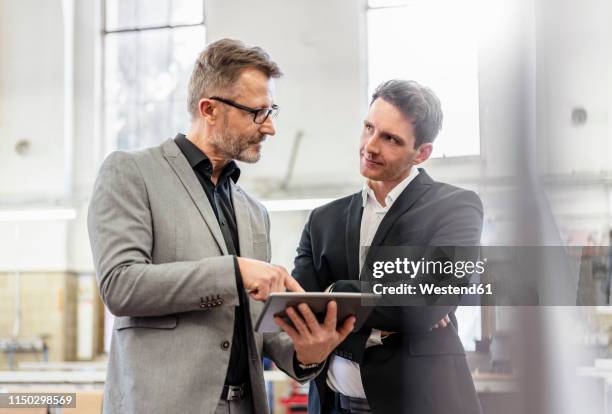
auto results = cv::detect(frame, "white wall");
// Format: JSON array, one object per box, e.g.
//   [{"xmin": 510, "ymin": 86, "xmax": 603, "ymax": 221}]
[
  {"xmin": 537, "ymin": 0, "xmax": 612, "ymax": 175},
  {"xmin": 537, "ymin": 0, "xmax": 612, "ymax": 241},
  {"xmin": 0, "ymin": 0, "xmax": 73, "ymax": 272},
  {"xmin": 203, "ymin": 0, "xmax": 368, "ymax": 193},
  {"xmin": 0, "ymin": 0, "xmax": 68, "ymax": 199}
]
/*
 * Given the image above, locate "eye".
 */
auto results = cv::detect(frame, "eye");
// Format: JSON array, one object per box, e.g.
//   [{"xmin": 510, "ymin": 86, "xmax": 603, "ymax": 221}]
[{"xmin": 364, "ymin": 123, "xmax": 374, "ymax": 132}]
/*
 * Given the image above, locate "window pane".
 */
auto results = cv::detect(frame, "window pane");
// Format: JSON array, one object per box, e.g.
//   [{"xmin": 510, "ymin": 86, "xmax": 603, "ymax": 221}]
[
  {"xmin": 105, "ymin": 0, "xmax": 138, "ymax": 31},
  {"xmin": 136, "ymin": 0, "xmax": 170, "ymax": 28},
  {"xmin": 105, "ymin": 0, "xmax": 203, "ymax": 31},
  {"xmin": 368, "ymin": 0, "xmax": 411, "ymax": 8},
  {"xmin": 367, "ymin": 2, "xmax": 481, "ymax": 157},
  {"xmin": 171, "ymin": 0, "xmax": 204, "ymax": 25},
  {"xmin": 104, "ymin": 26, "xmax": 206, "ymax": 151}
]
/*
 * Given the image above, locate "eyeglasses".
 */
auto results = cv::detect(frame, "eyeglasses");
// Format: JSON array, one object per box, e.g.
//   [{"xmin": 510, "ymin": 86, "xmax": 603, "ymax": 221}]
[{"xmin": 209, "ymin": 96, "xmax": 279, "ymax": 124}]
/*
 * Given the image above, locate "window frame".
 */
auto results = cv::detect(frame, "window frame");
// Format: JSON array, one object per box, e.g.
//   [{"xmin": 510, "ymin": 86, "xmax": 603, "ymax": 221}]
[
  {"xmin": 100, "ymin": 0, "xmax": 206, "ymax": 154},
  {"xmin": 365, "ymin": 0, "xmax": 484, "ymax": 161}
]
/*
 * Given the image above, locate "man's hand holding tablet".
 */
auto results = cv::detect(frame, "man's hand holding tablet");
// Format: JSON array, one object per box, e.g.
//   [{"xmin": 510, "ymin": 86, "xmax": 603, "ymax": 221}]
[{"xmin": 274, "ymin": 301, "xmax": 356, "ymax": 365}]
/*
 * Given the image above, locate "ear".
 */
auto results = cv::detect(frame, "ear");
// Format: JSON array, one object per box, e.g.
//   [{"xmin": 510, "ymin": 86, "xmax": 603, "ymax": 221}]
[
  {"xmin": 198, "ymin": 98, "xmax": 218, "ymax": 125},
  {"xmin": 413, "ymin": 143, "xmax": 433, "ymax": 165}
]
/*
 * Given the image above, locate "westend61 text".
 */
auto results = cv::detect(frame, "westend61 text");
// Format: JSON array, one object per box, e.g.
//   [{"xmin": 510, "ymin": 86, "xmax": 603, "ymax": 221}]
[{"xmin": 372, "ymin": 283, "xmax": 493, "ymax": 296}]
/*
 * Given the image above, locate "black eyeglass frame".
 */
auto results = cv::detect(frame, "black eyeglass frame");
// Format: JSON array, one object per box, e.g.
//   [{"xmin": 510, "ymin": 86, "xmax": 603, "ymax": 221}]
[{"xmin": 209, "ymin": 96, "xmax": 279, "ymax": 124}]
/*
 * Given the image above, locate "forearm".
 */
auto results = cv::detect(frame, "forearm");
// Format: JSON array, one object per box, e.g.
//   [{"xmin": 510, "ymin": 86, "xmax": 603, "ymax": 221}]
[
  {"xmin": 363, "ymin": 305, "xmax": 456, "ymax": 333},
  {"xmin": 98, "ymin": 256, "xmax": 238, "ymax": 317},
  {"xmin": 263, "ymin": 332, "xmax": 324, "ymax": 382}
]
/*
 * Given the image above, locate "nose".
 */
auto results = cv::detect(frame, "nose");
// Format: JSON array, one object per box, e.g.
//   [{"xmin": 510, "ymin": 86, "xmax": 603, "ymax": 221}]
[
  {"xmin": 259, "ymin": 115, "xmax": 276, "ymax": 136},
  {"xmin": 363, "ymin": 134, "xmax": 379, "ymax": 155}
]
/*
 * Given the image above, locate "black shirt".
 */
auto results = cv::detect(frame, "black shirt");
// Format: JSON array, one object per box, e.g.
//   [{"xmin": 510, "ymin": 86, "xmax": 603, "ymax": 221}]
[{"xmin": 174, "ymin": 133, "xmax": 250, "ymax": 386}]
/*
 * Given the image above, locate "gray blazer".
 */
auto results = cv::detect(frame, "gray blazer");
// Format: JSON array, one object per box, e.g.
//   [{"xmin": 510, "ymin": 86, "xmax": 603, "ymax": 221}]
[{"xmin": 88, "ymin": 139, "xmax": 314, "ymax": 414}]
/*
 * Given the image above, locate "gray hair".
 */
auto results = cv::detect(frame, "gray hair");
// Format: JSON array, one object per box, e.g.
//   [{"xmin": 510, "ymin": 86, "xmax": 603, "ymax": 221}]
[
  {"xmin": 371, "ymin": 80, "xmax": 443, "ymax": 148},
  {"xmin": 188, "ymin": 39, "xmax": 282, "ymax": 119}
]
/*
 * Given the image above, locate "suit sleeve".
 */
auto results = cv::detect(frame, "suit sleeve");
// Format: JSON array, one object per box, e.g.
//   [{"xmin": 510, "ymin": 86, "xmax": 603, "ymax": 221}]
[
  {"xmin": 291, "ymin": 210, "xmax": 329, "ymax": 292},
  {"xmin": 88, "ymin": 151, "xmax": 239, "ymax": 317}
]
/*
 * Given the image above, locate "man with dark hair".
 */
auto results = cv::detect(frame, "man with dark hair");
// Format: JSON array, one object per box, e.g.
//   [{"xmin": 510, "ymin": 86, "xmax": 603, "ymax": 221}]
[
  {"xmin": 291, "ymin": 79, "xmax": 484, "ymax": 413},
  {"xmin": 88, "ymin": 38, "xmax": 354, "ymax": 414}
]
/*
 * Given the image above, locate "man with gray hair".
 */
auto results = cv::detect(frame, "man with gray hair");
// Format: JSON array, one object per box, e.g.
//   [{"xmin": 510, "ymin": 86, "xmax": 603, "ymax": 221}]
[
  {"xmin": 88, "ymin": 38, "xmax": 354, "ymax": 414},
  {"xmin": 291, "ymin": 80, "xmax": 484, "ymax": 413}
]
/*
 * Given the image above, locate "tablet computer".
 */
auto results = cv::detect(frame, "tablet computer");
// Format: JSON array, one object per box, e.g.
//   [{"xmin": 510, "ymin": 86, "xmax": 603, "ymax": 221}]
[{"xmin": 254, "ymin": 292, "xmax": 375, "ymax": 333}]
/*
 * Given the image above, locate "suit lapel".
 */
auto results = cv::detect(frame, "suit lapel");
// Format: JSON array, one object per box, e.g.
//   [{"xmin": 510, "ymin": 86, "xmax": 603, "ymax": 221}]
[
  {"xmin": 368, "ymin": 169, "xmax": 434, "ymax": 251},
  {"xmin": 230, "ymin": 181, "xmax": 255, "ymax": 259},
  {"xmin": 345, "ymin": 193, "xmax": 364, "ymax": 280},
  {"xmin": 161, "ymin": 139, "xmax": 228, "ymax": 255},
  {"xmin": 229, "ymin": 181, "xmax": 262, "ymax": 362}
]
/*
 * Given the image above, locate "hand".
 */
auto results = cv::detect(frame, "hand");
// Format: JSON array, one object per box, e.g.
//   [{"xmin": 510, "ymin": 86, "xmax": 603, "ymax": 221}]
[
  {"xmin": 433, "ymin": 314, "xmax": 451, "ymax": 329},
  {"xmin": 274, "ymin": 301, "xmax": 356, "ymax": 365},
  {"xmin": 237, "ymin": 257, "xmax": 304, "ymax": 301}
]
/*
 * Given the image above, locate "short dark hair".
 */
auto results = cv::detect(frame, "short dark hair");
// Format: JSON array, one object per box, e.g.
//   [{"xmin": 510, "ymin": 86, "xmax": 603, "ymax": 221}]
[
  {"xmin": 188, "ymin": 38, "xmax": 282, "ymax": 119},
  {"xmin": 371, "ymin": 80, "xmax": 443, "ymax": 148}
]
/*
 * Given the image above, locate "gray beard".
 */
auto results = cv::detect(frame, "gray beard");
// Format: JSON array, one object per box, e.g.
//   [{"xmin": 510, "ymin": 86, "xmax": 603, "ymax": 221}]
[{"xmin": 209, "ymin": 130, "xmax": 262, "ymax": 164}]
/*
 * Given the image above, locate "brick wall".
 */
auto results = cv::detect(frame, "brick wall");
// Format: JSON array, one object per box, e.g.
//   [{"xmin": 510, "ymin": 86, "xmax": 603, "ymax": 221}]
[{"xmin": 0, "ymin": 272, "xmax": 78, "ymax": 369}]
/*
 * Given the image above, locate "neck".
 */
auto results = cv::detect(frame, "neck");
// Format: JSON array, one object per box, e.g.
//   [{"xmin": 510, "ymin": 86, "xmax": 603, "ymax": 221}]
[
  {"xmin": 367, "ymin": 167, "xmax": 414, "ymax": 206},
  {"xmin": 186, "ymin": 125, "xmax": 229, "ymax": 185}
]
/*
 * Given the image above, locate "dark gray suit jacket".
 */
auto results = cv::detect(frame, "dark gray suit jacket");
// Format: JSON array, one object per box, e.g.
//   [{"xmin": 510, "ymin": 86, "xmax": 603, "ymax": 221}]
[{"xmin": 292, "ymin": 169, "xmax": 484, "ymax": 414}]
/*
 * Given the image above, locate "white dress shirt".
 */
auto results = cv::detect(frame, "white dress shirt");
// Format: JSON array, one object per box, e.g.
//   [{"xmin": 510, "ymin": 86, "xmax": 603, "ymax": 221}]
[{"xmin": 326, "ymin": 167, "xmax": 420, "ymax": 398}]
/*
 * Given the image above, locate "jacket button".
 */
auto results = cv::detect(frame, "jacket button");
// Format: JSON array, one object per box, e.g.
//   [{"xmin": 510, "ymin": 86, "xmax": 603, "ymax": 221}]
[{"xmin": 221, "ymin": 341, "xmax": 230, "ymax": 350}]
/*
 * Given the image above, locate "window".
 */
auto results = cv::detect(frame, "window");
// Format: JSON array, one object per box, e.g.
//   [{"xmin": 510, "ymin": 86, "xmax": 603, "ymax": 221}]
[
  {"xmin": 103, "ymin": 0, "xmax": 205, "ymax": 151},
  {"xmin": 367, "ymin": 0, "xmax": 481, "ymax": 158}
]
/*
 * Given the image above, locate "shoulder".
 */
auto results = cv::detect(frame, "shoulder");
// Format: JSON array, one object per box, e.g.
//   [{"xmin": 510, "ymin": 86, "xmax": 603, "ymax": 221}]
[
  {"xmin": 95, "ymin": 147, "xmax": 167, "ymax": 195},
  {"xmin": 98, "ymin": 150, "xmax": 137, "ymax": 178},
  {"xmin": 426, "ymin": 180, "xmax": 482, "ymax": 211},
  {"xmin": 309, "ymin": 193, "xmax": 357, "ymax": 223},
  {"xmin": 100, "ymin": 146, "xmax": 159, "ymax": 169},
  {"xmin": 101, "ymin": 143, "xmax": 169, "ymax": 176}
]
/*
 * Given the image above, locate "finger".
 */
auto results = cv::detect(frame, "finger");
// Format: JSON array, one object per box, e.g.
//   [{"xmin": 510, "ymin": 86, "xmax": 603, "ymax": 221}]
[
  {"xmin": 249, "ymin": 290, "xmax": 260, "ymax": 300},
  {"xmin": 274, "ymin": 264, "xmax": 289, "ymax": 275},
  {"xmin": 286, "ymin": 306, "xmax": 311, "ymax": 337},
  {"xmin": 323, "ymin": 301, "xmax": 338, "ymax": 331},
  {"xmin": 274, "ymin": 316, "xmax": 299, "ymax": 340},
  {"xmin": 273, "ymin": 265, "xmax": 288, "ymax": 292},
  {"xmin": 433, "ymin": 323, "xmax": 439, "ymax": 329},
  {"xmin": 249, "ymin": 287, "xmax": 267, "ymax": 302},
  {"xmin": 445, "ymin": 315, "xmax": 451, "ymax": 323},
  {"xmin": 298, "ymin": 303, "xmax": 322, "ymax": 334},
  {"xmin": 440, "ymin": 319, "xmax": 448, "ymax": 328},
  {"xmin": 337, "ymin": 316, "xmax": 356, "ymax": 340},
  {"xmin": 277, "ymin": 278, "xmax": 285, "ymax": 294},
  {"xmin": 284, "ymin": 274, "xmax": 305, "ymax": 292},
  {"xmin": 257, "ymin": 281, "xmax": 271, "ymax": 301},
  {"xmin": 270, "ymin": 270, "xmax": 283, "ymax": 294},
  {"xmin": 277, "ymin": 270, "xmax": 286, "ymax": 293}
]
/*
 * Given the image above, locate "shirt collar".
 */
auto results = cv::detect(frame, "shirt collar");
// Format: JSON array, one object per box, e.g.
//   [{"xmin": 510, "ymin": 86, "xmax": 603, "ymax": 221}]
[
  {"xmin": 361, "ymin": 167, "xmax": 420, "ymax": 209},
  {"xmin": 174, "ymin": 133, "xmax": 241, "ymax": 183}
]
